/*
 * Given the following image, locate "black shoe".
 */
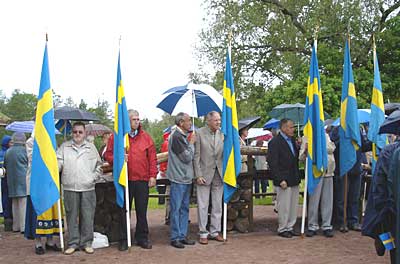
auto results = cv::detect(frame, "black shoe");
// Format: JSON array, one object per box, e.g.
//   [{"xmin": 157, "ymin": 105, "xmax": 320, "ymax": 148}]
[
  {"xmin": 137, "ymin": 241, "xmax": 152, "ymax": 249},
  {"xmin": 35, "ymin": 246, "xmax": 45, "ymax": 255},
  {"xmin": 45, "ymin": 243, "xmax": 61, "ymax": 251},
  {"xmin": 165, "ymin": 219, "xmax": 170, "ymax": 225},
  {"xmin": 118, "ymin": 241, "xmax": 128, "ymax": 251},
  {"xmin": 339, "ymin": 225, "xmax": 349, "ymax": 233},
  {"xmin": 306, "ymin": 230, "xmax": 317, "ymax": 237},
  {"xmin": 348, "ymin": 223, "xmax": 362, "ymax": 231},
  {"xmin": 278, "ymin": 231, "xmax": 292, "ymax": 238},
  {"xmin": 289, "ymin": 230, "xmax": 300, "ymax": 236},
  {"xmin": 323, "ymin": 230, "xmax": 334, "ymax": 238},
  {"xmin": 374, "ymin": 238, "xmax": 385, "ymax": 256},
  {"xmin": 170, "ymin": 240, "xmax": 185, "ymax": 249},
  {"xmin": 180, "ymin": 238, "xmax": 195, "ymax": 245}
]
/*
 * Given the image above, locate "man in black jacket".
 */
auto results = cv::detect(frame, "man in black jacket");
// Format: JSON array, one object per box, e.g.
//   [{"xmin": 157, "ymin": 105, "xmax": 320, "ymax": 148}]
[{"xmin": 267, "ymin": 119, "xmax": 301, "ymax": 238}]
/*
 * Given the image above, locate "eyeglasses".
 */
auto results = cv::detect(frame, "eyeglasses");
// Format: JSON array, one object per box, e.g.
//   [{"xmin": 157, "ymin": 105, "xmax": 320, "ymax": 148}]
[
  {"xmin": 131, "ymin": 118, "xmax": 140, "ymax": 121},
  {"xmin": 72, "ymin": 130, "xmax": 84, "ymax": 134}
]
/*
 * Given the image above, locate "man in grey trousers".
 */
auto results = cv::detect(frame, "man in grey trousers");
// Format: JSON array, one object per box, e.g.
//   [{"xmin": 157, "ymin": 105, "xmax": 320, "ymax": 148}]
[
  {"xmin": 300, "ymin": 132, "xmax": 335, "ymax": 238},
  {"xmin": 267, "ymin": 119, "xmax": 301, "ymax": 238},
  {"xmin": 57, "ymin": 122, "xmax": 102, "ymax": 255},
  {"xmin": 194, "ymin": 111, "xmax": 224, "ymax": 244}
]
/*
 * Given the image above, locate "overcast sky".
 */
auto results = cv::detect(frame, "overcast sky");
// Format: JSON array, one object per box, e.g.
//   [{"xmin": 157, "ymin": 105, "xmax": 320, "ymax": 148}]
[{"xmin": 0, "ymin": 0, "xmax": 205, "ymax": 121}]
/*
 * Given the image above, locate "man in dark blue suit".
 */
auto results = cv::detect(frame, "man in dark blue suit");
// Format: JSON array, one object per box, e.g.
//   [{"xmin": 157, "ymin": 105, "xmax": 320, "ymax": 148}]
[{"xmin": 267, "ymin": 119, "xmax": 300, "ymax": 238}]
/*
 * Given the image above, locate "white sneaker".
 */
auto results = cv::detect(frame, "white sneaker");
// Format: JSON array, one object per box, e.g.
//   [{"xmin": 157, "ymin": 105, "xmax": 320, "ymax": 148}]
[
  {"xmin": 64, "ymin": 247, "xmax": 76, "ymax": 255},
  {"xmin": 84, "ymin": 247, "xmax": 94, "ymax": 254}
]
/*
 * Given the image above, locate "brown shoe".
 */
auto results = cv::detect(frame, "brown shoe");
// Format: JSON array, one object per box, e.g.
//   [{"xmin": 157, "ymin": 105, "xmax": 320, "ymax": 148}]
[
  {"xmin": 199, "ymin": 237, "xmax": 208, "ymax": 245},
  {"xmin": 209, "ymin": 234, "xmax": 224, "ymax": 242}
]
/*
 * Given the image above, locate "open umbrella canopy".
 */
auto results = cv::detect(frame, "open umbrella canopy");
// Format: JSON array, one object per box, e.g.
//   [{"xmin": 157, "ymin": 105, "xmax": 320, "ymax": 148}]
[
  {"xmin": 379, "ymin": 110, "xmax": 400, "ymax": 135},
  {"xmin": 6, "ymin": 120, "xmax": 60, "ymax": 134},
  {"xmin": 54, "ymin": 106, "xmax": 100, "ymax": 121},
  {"xmin": 85, "ymin": 123, "xmax": 112, "ymax": 137},
  {"xmin": 6, "ymin": 120, "xmax": 35, "ymax": 133},
  {"xmin": 384, "ymin": 103, "xmax": 400, "ymax": 115},
  {"xmin": 156, "ymin": 83, "xmax": 223, "ymax": 117},
  {"xmin": 269, "ymin": 103, "xmax": 331, "ymax": 125},
  {"xmin": 331, "ymin": 109, "xmax": 371, "ymax": 126},
  {"xmin": 263, "ymin": 118, "xmax": 280, "ymax": 130},
  {"xmin": 246, "ymin": 128, "xmax": 272, "ymax": 141},
  {"xmin": 238, "ymin": 116, "xmax": 261, "ymax": 131}
]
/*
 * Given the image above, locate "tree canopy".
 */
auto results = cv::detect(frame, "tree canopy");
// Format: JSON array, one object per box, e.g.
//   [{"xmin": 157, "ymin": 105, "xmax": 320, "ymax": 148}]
[{"xmin": 197, "ymin": 0, "xmax": 400, "ymax": 121}]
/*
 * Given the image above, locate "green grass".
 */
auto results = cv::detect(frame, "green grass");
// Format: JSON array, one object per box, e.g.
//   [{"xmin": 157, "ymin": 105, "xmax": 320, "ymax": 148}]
[{"xmin": 0, "ymin": 217, "xmax": 3, "ymax": 225}]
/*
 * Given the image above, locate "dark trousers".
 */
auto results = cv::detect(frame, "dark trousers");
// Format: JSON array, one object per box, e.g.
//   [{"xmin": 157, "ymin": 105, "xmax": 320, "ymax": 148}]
[
  {"xmin": 334, "ymin": 172, "xmax": 362, "ymax": 226},
  {"xmin": 1, "ymin": 178, "xmax": 12, "ymax": 219},
  {"xmin": 254, "ymin": 179, "xmax": 268, "ymax": 195},
  {"xmin": 119, "ymin": 180, "xmax": 149, "ymax": 243}
]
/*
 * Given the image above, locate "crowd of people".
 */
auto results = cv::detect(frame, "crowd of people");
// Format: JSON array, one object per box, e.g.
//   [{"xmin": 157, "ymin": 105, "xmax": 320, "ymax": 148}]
[{"xmin": 0, "ymin": 109, "xmax": 397, "ymax": 260}]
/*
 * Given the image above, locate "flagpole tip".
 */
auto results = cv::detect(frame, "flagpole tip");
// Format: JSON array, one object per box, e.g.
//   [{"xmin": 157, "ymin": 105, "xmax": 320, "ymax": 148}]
[{"xmin": 46, "ymin": 33, "xmax": 48, "ymax": 42}]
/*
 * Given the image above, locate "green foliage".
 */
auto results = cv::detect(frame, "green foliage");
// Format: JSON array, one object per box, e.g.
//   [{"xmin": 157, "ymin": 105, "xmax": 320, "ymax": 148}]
[
  {"xmin": 378, "ymin": 15, "xmax": 400, "ymax": 102},
  {"xmin": 141, "ymin": 114, "xmax": 175, "ymax": 152},
  {"xmin": 79, "ymin": 99, "xmax": 88, "ymax": 110},
  {"xmin": 3, "ymin": 90, "xmax": 37, "ymax": 121},
  {"xmin": 88, "ymin": 99, "xmax": 113, "ymax": 128},
  {"xmin": 197, "ymin": 0, "xmax": 400, "ymax": 120}
]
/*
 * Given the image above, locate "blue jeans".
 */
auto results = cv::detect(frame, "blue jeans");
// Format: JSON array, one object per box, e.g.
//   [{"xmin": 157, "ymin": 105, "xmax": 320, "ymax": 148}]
[
  {"xmin": 169, "ymin": 182, "xmax": 191, "ymax": 242},
  {"xmin": 334, "ymin": 172, "xmax": 362, "ymax": 226}
]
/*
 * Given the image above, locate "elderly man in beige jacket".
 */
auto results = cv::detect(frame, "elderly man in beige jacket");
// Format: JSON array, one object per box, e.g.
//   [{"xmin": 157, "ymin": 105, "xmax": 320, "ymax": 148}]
[{"xmin": 194, "ymin": 111, "xmax": 224, "ymax": 244}]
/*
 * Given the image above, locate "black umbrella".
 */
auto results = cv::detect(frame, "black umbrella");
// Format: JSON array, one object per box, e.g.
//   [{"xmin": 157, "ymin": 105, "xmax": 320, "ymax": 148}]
[
  {"xmin": 54, "ymin": 106, "xmax": 100, "ymax": 121},
  {"xmin": 384, "ymin": 103, "xmax": 400, "ymax": 115},
  {"xmin": 379, "ymin": 110, "xmax": 400, "ymax": 135},
  {"xmin": 238, "ymin": 116, "xmax": 261, "ymax": 131}
]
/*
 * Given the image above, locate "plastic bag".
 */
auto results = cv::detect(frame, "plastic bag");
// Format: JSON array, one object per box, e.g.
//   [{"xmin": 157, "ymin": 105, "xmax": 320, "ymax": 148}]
[{"xmin": 92, "ymin": 232, "xmax": 109, "ymax": 249}]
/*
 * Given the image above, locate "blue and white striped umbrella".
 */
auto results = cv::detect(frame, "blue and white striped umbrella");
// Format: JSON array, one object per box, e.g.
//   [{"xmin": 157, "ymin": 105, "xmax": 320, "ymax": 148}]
[
  {"xmin": 6, "ymin": 121, "xmax": 35, "ymax": 133},
  {"xmin": 156, "ymin": 83, "xmax": 223, "ymax": 117},
  {"xmin": 6, "ymin": 120, "xmax": 61, "ymax": 134}
]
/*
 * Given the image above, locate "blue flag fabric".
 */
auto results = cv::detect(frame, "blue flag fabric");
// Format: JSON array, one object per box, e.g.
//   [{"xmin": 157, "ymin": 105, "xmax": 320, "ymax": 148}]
[
  {"xmin": 222, "ymin": 50, "xmax": 241, "ymax": 204},
  {"xmin": 30, "ymin": 43, "xmax": 60, "ymax": 215},
  {"xmin": 55, "ymin": 119, "xmax": 71, "ymax": 135},
  {"xmin": 113, "ymin": 52, "xmax": 131, "ymax": 208},
  {"xmin": 379, "ymin": 232, "xmax": 395, "ymax": 251},
  {"xmin": 367, "ymin": 49, "xmax": 387, "ymax": 173},
  {"xmin": 339, "ymin": 39, "xmax": 361, "ymax": 176},
  {"xmin": 303, "ymin": 43, "xmax": 328, "ymax": 194}
]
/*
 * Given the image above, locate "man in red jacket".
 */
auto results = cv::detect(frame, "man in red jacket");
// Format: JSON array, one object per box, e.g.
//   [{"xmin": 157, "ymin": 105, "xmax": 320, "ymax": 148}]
[{"xmin": 104, "ymin": 109, "xmax": 158, "ymax": 251}]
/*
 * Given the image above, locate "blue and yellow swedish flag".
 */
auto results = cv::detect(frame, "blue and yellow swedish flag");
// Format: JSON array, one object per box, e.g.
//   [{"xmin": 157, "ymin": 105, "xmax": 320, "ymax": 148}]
[
  {"xmin": 339, "ymin": 39, "xmax": 361, "ymax": 177},
  {"xmin": 367, "ymin": 47, "xmax": 387, "ymax": 172},
  {"xmin": 113, "ymin": 52, "xmax": 131, "ymax": 208},
  {"xmin": 30, "ymin": 43, "xmax": 60, "ymax": 215},
  {"xmin": 55, "ymin": 119, "xmax": 71, "ymax": 135},
  {"xmin": 222, "ymin": 50, "xmax": 241, "ymax": 204},
  {"xmin": 379, "ymin": 232, "xmax": 395, "ymax": 251},
  {"xmin": 303, "ymin": 42, "xmax": 327, "ymax": 194}
]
